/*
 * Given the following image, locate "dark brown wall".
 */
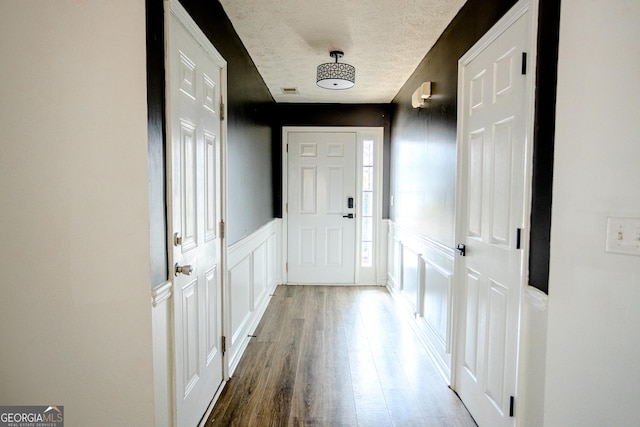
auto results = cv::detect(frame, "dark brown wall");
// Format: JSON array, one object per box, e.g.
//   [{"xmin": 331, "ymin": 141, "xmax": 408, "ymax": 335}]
[
  {"xmin": 529, "ymin": 0, "xmax": 561, "ymax": 294},
  {"xmin": 146, "ymin": 0, "xmax": 168, "ymax": 286},
  {"xmin": 390, "ymin": 0, "xmax": 519, "ymax": 246},
  {"xmin": 390, "ymin": 0, "xmax": 559, "ymax": 293},
  {"xmin": 148, "ymin": 0, "xmax": 559, "ymax": 292}
]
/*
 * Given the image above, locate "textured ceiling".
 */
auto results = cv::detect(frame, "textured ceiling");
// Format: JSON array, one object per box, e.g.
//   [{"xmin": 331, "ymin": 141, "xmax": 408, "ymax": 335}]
[{"xmin": 219, "ymin": 0, "xmax": 467, "ymax": 103}]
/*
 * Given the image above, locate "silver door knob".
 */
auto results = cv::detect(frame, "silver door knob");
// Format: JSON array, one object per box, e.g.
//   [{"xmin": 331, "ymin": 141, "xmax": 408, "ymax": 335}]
[{"xmin": 174, "ymin": 263, "xmax": 193, "ymax": 276}]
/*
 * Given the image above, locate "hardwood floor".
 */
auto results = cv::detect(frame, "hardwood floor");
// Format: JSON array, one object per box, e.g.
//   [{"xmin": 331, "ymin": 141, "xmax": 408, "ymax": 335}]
[{"xmin": 206, "ymin": 285, "xmax": 477, "ymax": 427}]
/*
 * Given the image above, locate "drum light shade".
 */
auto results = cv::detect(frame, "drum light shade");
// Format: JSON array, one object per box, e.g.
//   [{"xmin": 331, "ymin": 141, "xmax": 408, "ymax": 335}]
[{"xmin": 316, "ymin": 51, "xmax": 355, "ymax": 90}]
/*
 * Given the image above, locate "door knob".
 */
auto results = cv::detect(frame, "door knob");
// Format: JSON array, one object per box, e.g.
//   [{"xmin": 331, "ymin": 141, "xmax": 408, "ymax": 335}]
[
  {"xmin": 455, "ymin": 244, "xmax": 466, "ymax": 257},
  {"xmin": 175, "ymin": 263, "xmax": 193, "ymax": 276},
  {"xmin": 342, "ymin": 213, "xmax": 355, "ymax": 219}
]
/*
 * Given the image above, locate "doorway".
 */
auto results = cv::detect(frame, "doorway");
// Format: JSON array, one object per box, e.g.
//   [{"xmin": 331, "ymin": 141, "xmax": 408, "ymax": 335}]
[
  {"xmin": 283, "ymin": 127, "xmax": 383, "ymax": 285},
  {"xmin": 453, "ymin": 1, "xmax": 537, "ymax": 426},
  {"xmin": 165, "ymin": 1, "xmax": 228, "ymax": 425}
]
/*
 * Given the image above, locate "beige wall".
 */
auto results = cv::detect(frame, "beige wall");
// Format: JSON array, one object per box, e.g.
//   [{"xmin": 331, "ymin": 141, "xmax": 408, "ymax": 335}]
[
  {"xmin": 545, "ymin": 0, "xmax": 640, "ymax": 425},
  {"xmin": 0, "ymin": 1, "xmax": 155, "ymax": 425}
]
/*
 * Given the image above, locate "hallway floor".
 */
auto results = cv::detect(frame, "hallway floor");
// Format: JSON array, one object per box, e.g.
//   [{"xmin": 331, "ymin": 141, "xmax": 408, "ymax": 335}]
[{"xmin": 206, "ymin": 285, "xmax": 477, "ymax": 426}]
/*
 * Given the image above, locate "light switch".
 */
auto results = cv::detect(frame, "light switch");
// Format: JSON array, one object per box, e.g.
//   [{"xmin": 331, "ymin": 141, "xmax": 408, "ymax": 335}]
[{"xmin": 605, "ymin": 216, "xmax": 640, "ymax": 256}]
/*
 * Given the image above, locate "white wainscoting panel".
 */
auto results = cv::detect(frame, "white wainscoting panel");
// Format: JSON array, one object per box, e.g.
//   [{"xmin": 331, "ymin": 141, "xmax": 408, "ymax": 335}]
[
  {"xmin": 387, "ymin": 225, "xmax": 403, "ymax": 290},
  {"xmin": 151, "ymin": 281, "xmax": 173, "ymax": 427},
  {"xmin": 229, "ymin": 257, "xmax": 252, "ymax": 347},
  {"xmin": 226, "ymin": 219, "xmax": 282, "ymax": 375},
  {"xmin": 423, "ymin": 260, "xmax": 453, "ymax": 353},
  {"xmin": 401, "ymin": 245, "xmax": 420, "ymax": 312},
  {"xmin": 387, "ymin": 222, "xmax": 455, "ymax": 382},
  {"xmin": 517, "ymin": 286, "xmax": 548, "ymax": 427}
]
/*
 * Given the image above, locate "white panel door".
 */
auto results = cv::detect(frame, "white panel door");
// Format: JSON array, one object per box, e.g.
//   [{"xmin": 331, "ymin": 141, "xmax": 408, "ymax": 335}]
[
  {"xmin": 455, "ymin": 7, "xmax": 531, "ymax": 427},
  {"xmin": 288, "ymin": 132, "xmax": 357, "ymax": 283},
  {"xmin": 167, "ymin": 5, "xmax": 224, "ymax": 426}
]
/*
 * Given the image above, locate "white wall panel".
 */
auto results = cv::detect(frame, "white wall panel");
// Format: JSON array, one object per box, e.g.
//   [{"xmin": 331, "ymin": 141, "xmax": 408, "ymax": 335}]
[
  {"xmin": 0, "ymin": 2, "xmax": 155, "ymax": 424},
  {"xmin": 518, "ymin": 286, "xmax": 548, "ymax": 427},
  {"xmin": 229, "ymin": 256, "xmax": 252, "ymax": 347},
  {"xmin": 387, "ymin": 232, "xmax": 403, "ymax": 290},
  {"xmin": 226, "ymin": 219, "xmax": 281, "ymax": 375},
  {"xmin": 253, "ymin": 242, "xmax": 267, "ymax": 310},
  {"xmin": 545, "ymin": 2, "xmax": 640, "ymax": 425},
  {"xmin": 423, "ymin": 261, "xmax": 452, "ymax": 350},
  {"xmin": 152, "ymin": 282, "xmax": 173, "ymax": 427},
  {"xmin": 387, "ymin": 222, "xmax": 455, "ymax": 382},
  {"xmin": 401, "ymin": 245, "xmax": 419, "ymax": 311}
]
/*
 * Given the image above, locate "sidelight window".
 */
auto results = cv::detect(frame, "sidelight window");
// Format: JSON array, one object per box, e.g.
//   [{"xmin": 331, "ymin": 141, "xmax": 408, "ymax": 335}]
[{"xmin": 361, "ymin": 139, "xmax": 374, "ymax": 267}]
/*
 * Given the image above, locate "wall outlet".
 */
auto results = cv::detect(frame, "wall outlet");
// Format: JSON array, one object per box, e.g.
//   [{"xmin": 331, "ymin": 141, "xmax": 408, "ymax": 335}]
[{"xmin": 605, "ymin": 216, "xmax": 640, "ymax": 256}]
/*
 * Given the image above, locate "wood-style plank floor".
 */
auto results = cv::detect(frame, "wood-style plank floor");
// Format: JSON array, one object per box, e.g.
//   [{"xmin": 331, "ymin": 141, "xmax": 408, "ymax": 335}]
[{"xmin": 206, "ymin": 285, "xmax": 477, "ymax": 427}]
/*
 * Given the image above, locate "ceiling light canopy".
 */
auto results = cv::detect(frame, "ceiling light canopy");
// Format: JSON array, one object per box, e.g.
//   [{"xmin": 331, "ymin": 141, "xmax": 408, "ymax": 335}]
[{"xmin": 316, "ymin": 50, "xmax": 355, "ymax": 90}]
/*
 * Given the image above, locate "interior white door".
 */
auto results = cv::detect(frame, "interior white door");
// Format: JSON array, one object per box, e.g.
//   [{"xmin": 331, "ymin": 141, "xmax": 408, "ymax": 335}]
[
  {"xmin": 287, "ymin": 131, "xmax": 357, "ymax": 283},
  {"xmin": 168, "ymin": 6, "xmax": 224, "ymax": 426},
  {"xmin": 455, "ymin": 7, "xmax": 530, "ymax": 427}
]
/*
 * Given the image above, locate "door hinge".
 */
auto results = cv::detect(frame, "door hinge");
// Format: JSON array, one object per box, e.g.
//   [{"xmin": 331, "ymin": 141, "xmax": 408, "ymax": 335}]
[
  {"xmin": 219, "ymin": 220, "xmax": 225, "ymax": 239},
  {"xmin": 286, "ymin": 262, "xmax": 288, "ymax": 272},
  {"xmin": 510, "ymin": 395, "xmax": 515, "ymax": 417},
  {"xmin": 286, "ymin": 203, "xmax": 288, "ymax": 214},
  {"xmin": 286, "ymin": 144, "xmax": 288, "ymax": 153},
  {"xmin": 516, "ymin": 228, "xmax": 522, "ymax": 249},
  {"xmin": 521, "ymin": 52, "xmax": 527, "ymax": 75},
  {"xmin": 220, "ymin": 98, "xmax": 225, "ymax": 121},
  {"xmin": 221, "ymin": 336, "xmax": 226, "ymax": 353}
]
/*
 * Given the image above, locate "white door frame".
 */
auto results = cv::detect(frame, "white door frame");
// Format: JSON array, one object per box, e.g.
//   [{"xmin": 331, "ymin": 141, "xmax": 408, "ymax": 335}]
[
  {"xmin": 282, "ymin": 127, "xmax": 384, "ymax": 285},
  {"xmin": 164, "ymin": 0, "xmax": 229, "ymax": 424},
  {"xmin": 451, "ymin": 0, "xmax": 539, "ymax": 423}
]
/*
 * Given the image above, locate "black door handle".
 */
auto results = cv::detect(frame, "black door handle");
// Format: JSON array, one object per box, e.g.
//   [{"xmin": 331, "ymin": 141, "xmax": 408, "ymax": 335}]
[
  {"xmin": 342, "ymin": 213, "xmax": 354, "ymax": 219},
  {"xmin": 455, "ymin": 244, "xmax": 466, "ymax": 256}
]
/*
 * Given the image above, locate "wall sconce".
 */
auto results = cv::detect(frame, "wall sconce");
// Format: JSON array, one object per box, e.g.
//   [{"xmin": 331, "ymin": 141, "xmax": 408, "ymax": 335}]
[{"xmin": 412, "ymin": 82, "xmax": 432, "ymax": 108}]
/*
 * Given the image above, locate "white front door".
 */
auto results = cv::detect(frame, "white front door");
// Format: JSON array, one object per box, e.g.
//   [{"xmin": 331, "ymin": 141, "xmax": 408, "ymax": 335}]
[
  {"xmin": 287, "ymin": 131, "xmax": 357, "ymax": 283},
  {"xmin": 167, "ymin": 3, "xmax": 225, "ymax": 426},
  {"xmin": 454, "ymin": 4, "xmax": 532, "ymax": 427}
]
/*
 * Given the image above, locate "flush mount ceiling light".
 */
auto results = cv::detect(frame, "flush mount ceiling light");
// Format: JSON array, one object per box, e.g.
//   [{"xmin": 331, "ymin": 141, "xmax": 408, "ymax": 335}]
[{"xmin": 316, "ymin": 50, "xmax": 355, "ymax": 90}]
